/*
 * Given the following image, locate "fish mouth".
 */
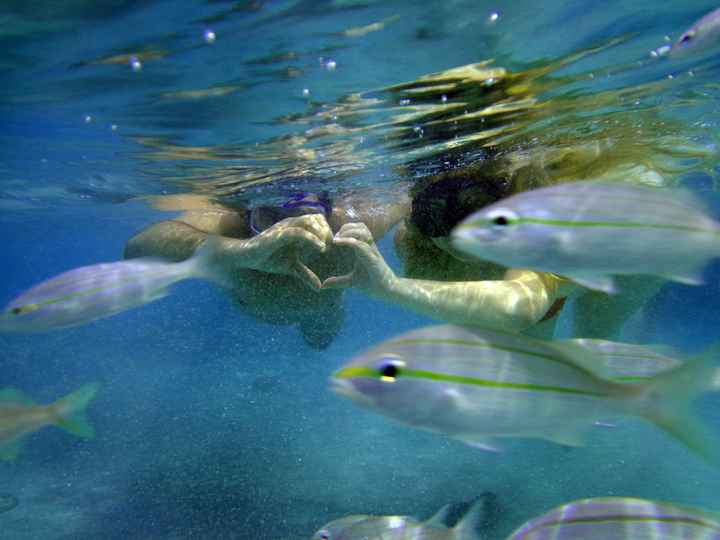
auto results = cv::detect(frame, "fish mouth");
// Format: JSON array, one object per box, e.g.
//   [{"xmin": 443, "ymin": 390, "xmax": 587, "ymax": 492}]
[
  {"xmin": 329, "ymin": 377, "xmax": 356, "ymax": 399},
  {"xmin": 329, "ymin": 377, "xmax": 376, "ymax": 408}
]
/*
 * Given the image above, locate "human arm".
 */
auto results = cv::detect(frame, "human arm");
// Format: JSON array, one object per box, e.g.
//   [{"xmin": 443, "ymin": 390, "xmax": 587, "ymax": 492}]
[
  {"xmin": 124, "ymin": 212, "xmax": 333, "ymax": 290},
  {"xmin": 324, "ymin": 223, "xmax": 567, "ymax": 331}
]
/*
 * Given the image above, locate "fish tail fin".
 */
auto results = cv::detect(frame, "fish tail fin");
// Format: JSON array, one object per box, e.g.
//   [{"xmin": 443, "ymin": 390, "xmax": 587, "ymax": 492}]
[
  {"xmin": 52, "ymin": 383, "xmax": 100, "ymax": 439},
  {"xmin": 637, "ymin": 348, "xmax": 720, "ymax": 465},
  {"xmin": 452, "ymin": 498, "xmax": 487, "ymax": 540},
  {"xmin": 184, "ymin": 235, "xmax": 229, "ymax": 286}
]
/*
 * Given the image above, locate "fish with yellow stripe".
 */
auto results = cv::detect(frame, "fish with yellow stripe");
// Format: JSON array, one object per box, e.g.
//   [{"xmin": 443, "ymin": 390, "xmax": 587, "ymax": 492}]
[
  {"xmin": 506, "ymin": 497, "xmax": 720, "ymax": 539},
  {"xmin": 332, "ymin": 325, "xmax": 720, "ymax": 462},
  {"xmin": 310, "ymin": 499, "xmax": 485, "ymax": 540},
  {"xmin": 0, "ymin": 237, "xmax": 223, "ymax": 332},
  {"xmin": 451, "ymin": 180, "xmax": 720, "ymax": 293},
  {"xmin": 0, "ymin": 383, "xmax": 100, "ymax": 460}
]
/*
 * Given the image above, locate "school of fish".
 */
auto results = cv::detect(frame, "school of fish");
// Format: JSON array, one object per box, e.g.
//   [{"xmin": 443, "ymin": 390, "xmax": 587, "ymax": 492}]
[{"xmin": 2, "ymin": 5, "xmax": 720, "ymax": 539}]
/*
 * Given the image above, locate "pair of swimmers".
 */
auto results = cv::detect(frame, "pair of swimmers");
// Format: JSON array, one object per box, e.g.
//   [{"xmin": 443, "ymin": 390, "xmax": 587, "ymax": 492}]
[{"xmin": 124, "ymin": 150, "xmax": 667, "ymax": 349}]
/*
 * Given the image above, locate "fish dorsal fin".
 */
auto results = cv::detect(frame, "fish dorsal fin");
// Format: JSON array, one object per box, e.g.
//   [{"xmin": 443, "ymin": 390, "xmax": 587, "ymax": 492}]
[
  {"xmin": 424, "ymin": 505, "xmax": 451, "ymax": 528},
  {"xmin": 569, "ymin": 273, "xmax": 617, "ymax": 294},
  {"xmin": 0, "ymin": 389, "xmax": 33, "ymax": 405},
  {"xmin": 452, "ymin": 499, "xmax": 486, "ymax": 540}
]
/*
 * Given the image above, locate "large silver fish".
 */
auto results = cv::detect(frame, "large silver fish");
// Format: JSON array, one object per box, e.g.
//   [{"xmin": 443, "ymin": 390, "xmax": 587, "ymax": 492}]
[
  {"xmin": 311, "ymin": 501, "xmax": 483, "ymax": 540},
  {"xmin": 671, "ymin": 7, "xmax": 720, "ymax": 58},
  {"xmin": 451, "ymin": 180, "xmax": 720, "ymax": 293},
  {"xmin": 0, "ymin": 383, "xmax": 100, "ymax": 460},
  {"xmin": 0, "ymin": 237, "xmax": 223, "ymax": 332},
  {"xmin": 506, "ymin": 497, "xmax": 720, "ymax": 539},
  {"xmin": 332, "ymin": 325, "xmax": 720, "ymax": 461}
]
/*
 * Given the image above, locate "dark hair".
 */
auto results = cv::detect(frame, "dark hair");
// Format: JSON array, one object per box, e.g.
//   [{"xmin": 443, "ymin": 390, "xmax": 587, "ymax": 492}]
[{"xmin": 410, "ymin": 160, "xmax": 513, "ymax": 238}]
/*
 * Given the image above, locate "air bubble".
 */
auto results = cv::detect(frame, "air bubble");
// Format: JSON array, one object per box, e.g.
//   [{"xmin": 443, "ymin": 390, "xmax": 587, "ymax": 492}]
[
  {"xmin": 204, "ymin": 30, "xmax": 216, "ymax": 44},
  {"xmin": 130, "ymin": 56, "xmax": 142, "ymax": 72}
]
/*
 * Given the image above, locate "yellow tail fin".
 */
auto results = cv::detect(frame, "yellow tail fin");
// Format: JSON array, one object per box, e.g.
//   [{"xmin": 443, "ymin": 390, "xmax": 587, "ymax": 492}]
[{"xmin": 52, "ymin": 383, "xmax": 100, "ymax": 439}]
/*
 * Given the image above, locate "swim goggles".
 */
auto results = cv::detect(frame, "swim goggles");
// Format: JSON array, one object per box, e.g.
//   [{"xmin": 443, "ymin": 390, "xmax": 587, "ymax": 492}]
[{"xmin": 249, "ymin": 192, "xmax": 331, "ymax": 235}]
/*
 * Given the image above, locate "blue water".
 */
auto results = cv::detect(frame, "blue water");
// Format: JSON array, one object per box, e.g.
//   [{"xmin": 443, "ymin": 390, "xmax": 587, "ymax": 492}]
[{"xmin": 3, "ymin": 1, "xmax": 720, "ymax": 538}]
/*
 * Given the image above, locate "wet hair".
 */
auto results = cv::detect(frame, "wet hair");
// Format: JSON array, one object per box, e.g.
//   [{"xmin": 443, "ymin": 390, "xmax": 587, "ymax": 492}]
[{"xmin": 409, "ymin": 156, "xmax": 513, "ymax": 238}]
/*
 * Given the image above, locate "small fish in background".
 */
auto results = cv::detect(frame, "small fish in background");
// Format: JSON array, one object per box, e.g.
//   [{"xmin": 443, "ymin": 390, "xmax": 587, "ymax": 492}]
[
  {"xmin": 0, "ymin": 383, "xmax": 100, "ymax": 460},
  {"xmin": 670, "ymin": 7, "xmax": 720, "ymax": 58},
  {"xmin": 311, "ymin": 499, "xmax": 485, "ymax": 539},
  {"xmin": 311, "ymin": 515, "xmax": 421, "ymax": 540},
  {"xmin": 332, "ymin": 325, "xmax": 720, "ymax": 463},
  {"xmin": 451, "ymin": 180, "xmax": 720, "ymax": 293},
  {"xmin": 0, "ymin": 236, "xmax": 224, "ymax": 332},
  {"xmin": 506, "ymin": 497, "xmax": 720, "ymax": 539}
]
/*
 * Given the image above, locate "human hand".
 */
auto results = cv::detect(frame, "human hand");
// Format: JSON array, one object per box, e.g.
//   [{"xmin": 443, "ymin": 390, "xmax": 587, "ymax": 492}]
[
  {"xmin": 322, "ymin": 222, "xmax": 396, "ymax": 293},
  {"xmin": 243, "ymin": 214, "xmax": 333, "ymax": 290}
]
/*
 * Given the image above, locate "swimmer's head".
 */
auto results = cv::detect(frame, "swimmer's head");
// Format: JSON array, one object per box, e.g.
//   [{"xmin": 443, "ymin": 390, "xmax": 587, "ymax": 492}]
[
  {"xmin": 409, "ymin": 161, "xmax": 514, "ymax": 239},
  {"xmin": 249, "ymin": 192, "xmax": 331, "ymax": 234}
]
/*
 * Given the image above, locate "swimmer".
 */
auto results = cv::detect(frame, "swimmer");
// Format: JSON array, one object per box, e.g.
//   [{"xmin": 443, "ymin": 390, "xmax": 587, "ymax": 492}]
[
  {"xmin": 325, "ymin": 146, "xmax": 681, "ymax": 341},
  {"xmin": 128, "ymin": 57, "xmax": 713, "ymax": 344},
  {"xmin": 124, "ymin": 190, "xmax": 407, "ymax": 349}
]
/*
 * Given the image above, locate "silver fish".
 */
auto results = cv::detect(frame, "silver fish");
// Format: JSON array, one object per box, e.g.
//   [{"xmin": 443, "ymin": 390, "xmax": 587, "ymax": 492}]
[
  {"xmin": 0, "ymin": 237, "xmax": 222, "ymax": 332},
  {"xmin": 671, "ymin": 7, "xmax": 720, "ymax": 58},
  {"xmin": 311, "ymin": 501, "xmax": 482, "ymax": 540},
  {"xmin": 332, "ymin": 324, "xmax": 720, "ymax": 461},
  {"xmin": 507, "ymin": 497, "xmax": 720, "ymax": 539},
  {"xmin": 0, "ymin": 383, "xmax": 100, "ymax": 460},
  {"xmin": 451, "ymin": 180, "xmax": 720, "ymax": 293}
]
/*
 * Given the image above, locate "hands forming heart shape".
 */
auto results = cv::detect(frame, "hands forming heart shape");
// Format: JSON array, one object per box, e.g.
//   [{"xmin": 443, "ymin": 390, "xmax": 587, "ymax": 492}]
[{"xmin": 242, "ymin": 214, "xmax": 395, "ymax": 293}]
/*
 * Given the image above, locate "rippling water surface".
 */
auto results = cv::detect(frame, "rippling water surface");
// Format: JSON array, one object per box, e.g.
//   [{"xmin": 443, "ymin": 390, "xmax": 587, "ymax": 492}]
[{"xmin": 3, "ymin": 1, "xmax": 720, "ymax": 539}]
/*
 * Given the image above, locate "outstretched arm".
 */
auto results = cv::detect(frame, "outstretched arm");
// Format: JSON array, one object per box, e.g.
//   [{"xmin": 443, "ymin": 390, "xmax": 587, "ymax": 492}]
[
  {"xmin": 124, "ymin": 211, "xmax": 334, "ymax": 290},
  {"xmin": 325, "ymin": 223, "xmax": 567, "ymax": 331}
]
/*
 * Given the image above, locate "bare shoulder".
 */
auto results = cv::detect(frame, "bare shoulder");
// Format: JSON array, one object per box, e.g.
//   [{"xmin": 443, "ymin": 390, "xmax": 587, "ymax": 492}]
[{"xmin": 144, "ymin": 193, "xmax": 251, "ymax": 238}]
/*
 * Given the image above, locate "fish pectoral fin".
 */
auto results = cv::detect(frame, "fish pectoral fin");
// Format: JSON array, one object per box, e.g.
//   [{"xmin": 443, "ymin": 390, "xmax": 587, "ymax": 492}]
[
  {"xmin": 457, "ymin": 436, "xmax": 503, "ymax": 453},
  {"xmin": 544, "ymin": 425, "xmax": 587, "ymax": 447},
  {"xmin": 569, "ymin": 274, "xmax": 617, "ymax": 294},
  {"xmin": 0, "ymin": 441, "xmax": 22, "ymax": 461},
  {"xmin": 665, "ymin": 272, "xmax": 704, "ymax": 287}
]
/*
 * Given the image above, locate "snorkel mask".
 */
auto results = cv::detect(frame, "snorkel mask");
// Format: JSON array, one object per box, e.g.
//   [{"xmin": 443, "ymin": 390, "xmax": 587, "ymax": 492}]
[{"xmin": 249, "ymin": 192, "xmax": 332, "ymax": 235}]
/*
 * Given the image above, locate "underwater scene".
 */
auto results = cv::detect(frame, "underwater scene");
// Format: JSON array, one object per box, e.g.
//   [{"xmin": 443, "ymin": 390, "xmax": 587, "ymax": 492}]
[{"xmin": 4, "ymin": 0, "xmax": 720, "ymax": 538}]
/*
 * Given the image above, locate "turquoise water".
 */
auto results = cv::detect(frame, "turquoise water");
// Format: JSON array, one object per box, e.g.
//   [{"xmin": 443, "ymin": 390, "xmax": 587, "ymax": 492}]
[{"xmin": 2, "ymin": 1, "xmax": 720, "ymax": 538}]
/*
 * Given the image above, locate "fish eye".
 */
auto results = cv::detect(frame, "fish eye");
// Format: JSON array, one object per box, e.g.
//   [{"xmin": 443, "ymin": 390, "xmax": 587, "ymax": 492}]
[
  {"xmin": 679, "ymin": 31, "xmax": 694, "ymax": 44},
  {"xmin": 376, "ymin": 356, "xmax": 405, "ymax": 382},
  {"xmin": 317, "ymin": 530, "xmax": 330, "ymax": 540},
  {"xmin": 486, "ymin": 208, "xmax": 518, "ymax": 229},
  {"xmin": 9, "ymin": 304, "xmax": 39, "ymax": 316}
]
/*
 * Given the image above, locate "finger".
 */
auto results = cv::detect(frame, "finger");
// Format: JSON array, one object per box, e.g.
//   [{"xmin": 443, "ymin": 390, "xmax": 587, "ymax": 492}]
[
  {"xmin": 333, "ymin": 237, "xmax": 377, "ymax": 265},
  {"xmin": 336, "ymin": 222, "xmax": 374, "ymax": 244},
  {"xmin": 283, "ymin": 228, "xmax": 327, "ymax": 253},
  {"xmin": 322, "ymin": 271, "xmax": 356, "ymax": 290},
  {"xmin": 293, "ymin": 259, "xmax": 322, "ymax": 291},
  {"xmin": 287, "ymin": 214, "xmax": 333, "ymax": 246}
]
